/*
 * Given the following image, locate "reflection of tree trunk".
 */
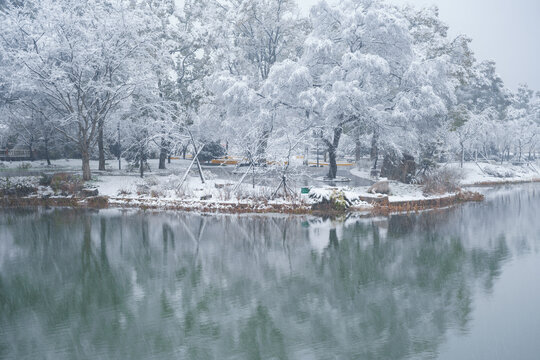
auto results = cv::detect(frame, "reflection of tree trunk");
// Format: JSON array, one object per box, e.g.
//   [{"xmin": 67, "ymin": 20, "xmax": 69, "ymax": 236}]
[
  {"xmin": 98, "ymin": 119, "xmax": 105, "ymax": 171},
  {"xmin": 142, "ymin": 219, "xmax": 149, "ymax": 253},
  {"xmin": 100, "ymin": 217, "xmax": 109, "ymax": 269},
  {"xmin": 162, "ymin": 224, "xmax": 169, "ymax": 260},
  {"xmin": 326, "ymin": 127, "xmax": 342, "ymax": 180},
  {"xmin": 329, "ymin": 228, "xmax": 339, "ymax": 249},
  {"xmin": 82, "ymin": 217, "xmax": 92, "ymax": 274}
]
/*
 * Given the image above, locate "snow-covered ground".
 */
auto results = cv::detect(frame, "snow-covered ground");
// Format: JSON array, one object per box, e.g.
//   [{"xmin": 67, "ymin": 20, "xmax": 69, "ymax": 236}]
[
  {"xmin": 448, "ymin": 162, "xmax": 540, "ymax": 186},
  {"xmin": 2, "ymin": 158, "xmax": 538, "ymax": 213},
  {"xmin": 0, "ymin": 158, "xmax": 194, "ymax": 175},
  {"xmin": 351, "ymin": 161, "xmax": 540, "ymax": 188}
]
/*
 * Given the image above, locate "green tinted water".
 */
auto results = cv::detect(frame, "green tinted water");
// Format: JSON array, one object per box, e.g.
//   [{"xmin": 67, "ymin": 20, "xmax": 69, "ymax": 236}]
[{"xmin": 1, "ymin": 184, "xmax": 539, "ymax": 359}]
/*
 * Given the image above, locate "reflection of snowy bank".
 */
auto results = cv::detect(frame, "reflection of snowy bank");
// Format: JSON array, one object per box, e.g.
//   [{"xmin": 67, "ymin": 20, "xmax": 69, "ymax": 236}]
[
  {"xmin": 306, "ymin": 216, "xmax": 392, "ymax": 253},
  {"xmin": 307, "ymin": 218, "xmax": 344, "ymax": 254}
]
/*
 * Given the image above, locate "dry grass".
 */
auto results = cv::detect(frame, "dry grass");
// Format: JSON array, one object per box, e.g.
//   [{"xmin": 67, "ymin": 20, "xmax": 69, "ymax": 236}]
[
  {"xmin": 421, "ymin": 167, "xmax": 463, "ymax": 195},
  {"xmin": 86, "ymin": 196, "xmax": 110, "ymax": 208},
  {"xmin": 50, "ymin": 173, "xmax": 83, "ymax": 194}
]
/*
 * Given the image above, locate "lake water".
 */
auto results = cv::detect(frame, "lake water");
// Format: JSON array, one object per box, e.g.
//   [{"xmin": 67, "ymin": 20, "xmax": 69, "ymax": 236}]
[{"xmin": 1, "ymin": 184, "xmax": 539, "ymax": 359}]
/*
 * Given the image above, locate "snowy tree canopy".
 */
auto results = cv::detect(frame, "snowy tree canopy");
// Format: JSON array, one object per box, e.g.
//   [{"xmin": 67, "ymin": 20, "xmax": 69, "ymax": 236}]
[{"xmin": 0, "ymin": 0, "xmax": 537, "ymax": 179}]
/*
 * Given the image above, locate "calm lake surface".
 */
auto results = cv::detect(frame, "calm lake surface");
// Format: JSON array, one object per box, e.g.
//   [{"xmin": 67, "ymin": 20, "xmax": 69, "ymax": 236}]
[{"xmin": 1, "ymin": 184, "xmax": 539, "ymax": 359}]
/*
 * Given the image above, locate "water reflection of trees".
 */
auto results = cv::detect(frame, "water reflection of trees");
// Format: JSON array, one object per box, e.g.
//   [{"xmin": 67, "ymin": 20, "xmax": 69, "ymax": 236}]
[{"xmin": 1, "ymin": 185, "xmax": 538, "ymax": 359}]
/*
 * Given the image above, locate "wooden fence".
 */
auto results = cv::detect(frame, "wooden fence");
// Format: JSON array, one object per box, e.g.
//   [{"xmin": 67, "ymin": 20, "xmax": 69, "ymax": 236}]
[{"xmin": 0, "ymin": 149, "xmax": 31, "ymax": 161}]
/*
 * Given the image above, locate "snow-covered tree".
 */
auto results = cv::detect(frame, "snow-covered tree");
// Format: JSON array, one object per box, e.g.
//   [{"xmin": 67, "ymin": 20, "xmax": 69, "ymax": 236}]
[
  {"xmin": 1, "ymin": 0, "xmax": 157, "ymax": 179},
  {"xmin": 263, "ymin": 0, "xmax": 456, "ymax": 179},
  {"xmin": 202, "ymin": 0, "xmax": 308, "ymax": 163}
]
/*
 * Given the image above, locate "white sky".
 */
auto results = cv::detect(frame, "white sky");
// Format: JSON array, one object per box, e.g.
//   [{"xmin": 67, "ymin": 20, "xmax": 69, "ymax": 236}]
[{"xmin": 297, "ymin": 0, "xmax": 540, "ymax": 91}]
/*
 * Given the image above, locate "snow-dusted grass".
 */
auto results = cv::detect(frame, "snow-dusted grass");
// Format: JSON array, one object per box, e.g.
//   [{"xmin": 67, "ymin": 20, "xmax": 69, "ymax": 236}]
[
  {"xmin": 445, "ymin": 161, "xmax": 540, "ymax": 186},
  {"xmin": 0, "ymin": 158, "xmax": 194, "ymax": 174},
  {"xmin": 352, "ymin": 160, "xmax": 540, "ymax": 190}
]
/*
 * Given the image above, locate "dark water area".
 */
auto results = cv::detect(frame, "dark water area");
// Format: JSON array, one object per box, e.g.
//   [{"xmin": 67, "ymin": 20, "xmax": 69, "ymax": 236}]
[{"xmin": 0, "ymin": 184, "xmax": 539, "ymax": 359}]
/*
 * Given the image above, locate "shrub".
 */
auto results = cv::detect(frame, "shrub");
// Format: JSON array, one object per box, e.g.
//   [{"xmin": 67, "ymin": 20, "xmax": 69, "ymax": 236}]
[
  {"xmin": 117, "ymin": 189, "xmax": 131, "ymax": 196},
  {"xmin": 422, "ymin": 167, "xmax": 462, "ymax": 195},
  {"xmin": 0, "ymin": 177, "xmax": 37, "ymax": 197},
  {"xmin": 50, "ymin": 173, "xmax": 83, "ymax": 194},
  {"xmin": 198, "ymin": 141, "xmax": 225, "ymax": 162},
  {"xmin": 309, "ymin": 188, "xmax": 350, "ymax": 213},
  {"xmin": 86, "ymin": 196, "xmax": 109, "ymax": 208},
  {"xmin": 144, "ymin": 176, "xmax": 159, "ymax": 186},
  {"xmin": 18, "ymin": 162, "xmax": 32, "ymax": 170},
  {"xmin": 482, "ymin": 164, "xmax": 515, "ymax": 178},
  {"xmin": 39, "ymin": 174, "xmax": 53, "ymax": 186}
]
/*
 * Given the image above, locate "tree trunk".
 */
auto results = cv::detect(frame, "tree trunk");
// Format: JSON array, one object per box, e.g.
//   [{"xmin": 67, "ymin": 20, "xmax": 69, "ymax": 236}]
[
  {"xmin": 256, "ymin": 128, "xmax": 271, "ymax": 165},
  {"xmin": 460, "ymin": 143, "xmax": 464, "ymax": 168},
  {"xmin": 328, "ymin": 147, "xmax": 338, "ymax": 179},
  {"xmin": 82, "ymin": 148, "xmax": 91, "ymax": 181},
  {"xmin": 139, "ymin": 143, "xmax": 145, "ymax": 178},
  {"xmin": 327, "ymin": 127, "xmax": 343, "ymax": 180},
  {"xmin": 44, "ymin": 139, "xmax": 51, "ymax": 166},
  {"xmin": 98, "ymin": 120, "xmax": 105, "ymax": 171},
  {"xmin": 355, "ymin": 129, "xmax": 362, "ymax": 162},
  {"xmin": 28, "ymin": 142, "xmax": 34, "ymax": 161},
  {"xmin": 158, "ymin": 137, "xmax": 167, "ymax": 170},
  {"xmin": 370, "ymin": 131, "xmax": 379, "ymax": 169}
]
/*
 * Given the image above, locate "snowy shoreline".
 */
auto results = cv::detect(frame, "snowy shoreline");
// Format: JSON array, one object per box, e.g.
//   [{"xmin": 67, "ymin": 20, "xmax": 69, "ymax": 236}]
[
  {"xmin": 0, "ymin": 175, "xmax": 486, "ymax": 216},
  {"xmin": 0, "ymin": 188, "xmax": 486, "ymax": 216},
  {"xmin": 2, "ymin": 160, "xmax": 539, "ymax": 216}
]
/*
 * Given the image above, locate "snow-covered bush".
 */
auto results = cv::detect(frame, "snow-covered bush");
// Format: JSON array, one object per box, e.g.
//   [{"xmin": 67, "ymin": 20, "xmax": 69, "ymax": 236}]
[
  {"xmin": 482, "ymin": 164, "xmax": 515, "ymax": 178},
  {"xmin": 198, "ymin": 141, "xmax": 225, "ymax": 163},
  {"xmin": 50, "ymin": 173, "xmax": 83, "ymax": 194},
  {"xmin": 144, "ymin": 176, "xmax": 159, "ymax": 187},
  {"xmin": 0, "ymin": 177, "xmax": 38, "ymax": 196},
  {"xmin": 422, "ymin": 168, "xmax": 463, "ymax": 195},
  {"xmin": 309, "ymin": 188, "xmax": 351, "ymax": 211},
  {"xmin": 18, "ymin": 162, "xmax": 32, "ymax": 170}
]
